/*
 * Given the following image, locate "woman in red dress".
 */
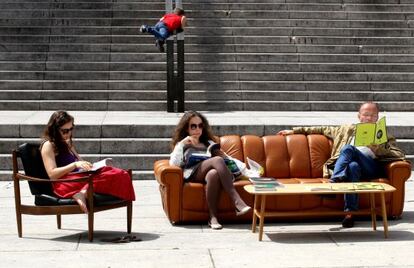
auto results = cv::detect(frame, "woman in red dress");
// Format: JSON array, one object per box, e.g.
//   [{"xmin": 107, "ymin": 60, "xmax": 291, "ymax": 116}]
[{"xmin": 40, "ymin": 110, "xmax": 135, "ymax": 213}]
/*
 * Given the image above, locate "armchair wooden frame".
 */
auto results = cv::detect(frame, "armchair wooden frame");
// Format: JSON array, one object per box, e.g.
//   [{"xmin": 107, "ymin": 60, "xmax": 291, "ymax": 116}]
[{"xmin": 13, "ymin": 148, "xmax": 133, "ymax": 242}]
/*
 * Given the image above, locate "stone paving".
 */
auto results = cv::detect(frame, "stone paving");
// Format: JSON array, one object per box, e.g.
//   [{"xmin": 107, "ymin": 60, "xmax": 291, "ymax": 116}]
[{"xmin": 1, "ymin": 173, "xmax": 413, "ymax": 268}]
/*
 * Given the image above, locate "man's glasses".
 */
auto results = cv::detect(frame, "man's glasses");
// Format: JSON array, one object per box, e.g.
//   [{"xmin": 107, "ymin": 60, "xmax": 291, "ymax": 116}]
[
  {"xmin": 60, "ymin": 127, "xmax": 74, "ymax": 134},
  {"xmin": 190, "ymin": 123, "xmax": 203, "ymax": 130}
]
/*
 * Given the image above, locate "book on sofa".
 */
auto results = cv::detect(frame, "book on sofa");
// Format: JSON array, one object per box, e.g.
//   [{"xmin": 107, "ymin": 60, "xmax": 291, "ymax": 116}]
[{"xmin": 185, "ymin": 142, "xmax": 220, "ymax": 167}]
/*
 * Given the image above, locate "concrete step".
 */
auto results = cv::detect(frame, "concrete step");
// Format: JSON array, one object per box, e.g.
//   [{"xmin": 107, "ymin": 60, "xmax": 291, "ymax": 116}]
[
  {"xmin": 2, "ymin": 26, "xmax": 413, "ymax": 37},
  {"xmin": 0, "ymin": 100, "xmax": 413, "ymax": 112},
  {"xmin": 1, "ymin": 111, "xmax": 413, "ymax": 138},
  {"xmin": 5, "ymin": 61, "xmax": 414, "ymax": 73},
  {"xmin": 2, "ymin": 80, "xmax": 414, "ymax": 91},
  {"xmin": 3, "ymin": 42, "xmax": 414, "ymax": 55},
  {"xmin": 0, "ymin": 138, "xmax": 171, "ymax": 154},
  {"xmin": 5, "ymin": 70, "xmax": 414, "ymax": 82},
  {"xmin": 2, "ymin": 137, "xmax": 413, "ymax": 155},
  {"xmin": 0, "ymin": 90, "xmax": 414, "ymax": 102},
  {"xmin": 4, "ymin": 52, "xmax": 414, "ymax": 63},
  {"xmin": 1, "ymin": 18, "xmax": 411, "ymax": 29},
  {"xmin": 0, "ymin": 169, "xmax": 155, "ymax": 181},
  {"xmin": 0, "ymin": 110, "xmax": 412, "ymax": 181},
  {"xmin": 1, "ymin": 2, "xmax": 413, "ymax": 12},
  {"xmin": 4, "ymin": 35, "xmax": 414, "ymax": 46},
  {"xmin": 1, "ymin": 90, "xmax": 413, "ymax": 102},
  {"xmin": 0, "ymin": 153, "xmax": 168, "ymax": 171}
]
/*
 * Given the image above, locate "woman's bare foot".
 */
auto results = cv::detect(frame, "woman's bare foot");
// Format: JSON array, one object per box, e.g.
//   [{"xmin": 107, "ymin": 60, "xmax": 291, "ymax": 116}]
[{"xmin": 73, "ymin": 192, "xmax": 88, "ymax": 213}]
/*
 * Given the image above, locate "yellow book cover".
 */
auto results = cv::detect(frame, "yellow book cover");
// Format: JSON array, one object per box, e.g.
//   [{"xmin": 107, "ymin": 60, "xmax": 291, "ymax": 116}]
[
  {"xmin": 354, "ymin": 183, "xmax": 384, "ymax": 191},
  {"xmin": 331, "ymin": 184, "xmax": 356, "ymax": 191},
  {"xmin": 354, "ymin": 117, "xmax": 387, "ymax": 146}
]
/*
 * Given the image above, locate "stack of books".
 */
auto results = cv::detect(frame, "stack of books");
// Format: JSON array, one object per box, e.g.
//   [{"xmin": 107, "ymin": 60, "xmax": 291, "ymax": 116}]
[{"xmin": 249, "ymin": 177, "xmax": 284, "ymax": 191}]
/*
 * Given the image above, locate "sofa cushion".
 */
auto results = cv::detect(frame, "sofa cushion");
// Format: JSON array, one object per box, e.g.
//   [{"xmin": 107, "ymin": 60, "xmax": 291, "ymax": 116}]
[{"xmin": 220, "ymin": 135, "xmax": 244, "ymax": 161}]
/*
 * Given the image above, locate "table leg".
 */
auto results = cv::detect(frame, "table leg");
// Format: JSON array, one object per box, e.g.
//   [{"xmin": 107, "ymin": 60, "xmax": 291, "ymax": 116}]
[
  {"xmin": 258, "ymin": 195, "xmax": 266, "ymax": 241},
  {"xmin": 252, "ymin": 194, "xmax": 258, "ymax": 233},
  {"xmin": 380, "ymin": 192, "xmax": 389, "ymax": 238},
  {"xmin": 369, "ymin": 193, "xmax": 377, "ymax": 231}
]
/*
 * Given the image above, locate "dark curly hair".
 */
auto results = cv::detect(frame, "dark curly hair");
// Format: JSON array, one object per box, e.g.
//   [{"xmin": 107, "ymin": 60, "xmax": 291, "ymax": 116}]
[
  {"xmin": 170, "ymin": 111, "xmax": 216, "ymax": 150},
  {"xmin": 42, "ymin": 110, "xmax": 74, "ymax": 154}
]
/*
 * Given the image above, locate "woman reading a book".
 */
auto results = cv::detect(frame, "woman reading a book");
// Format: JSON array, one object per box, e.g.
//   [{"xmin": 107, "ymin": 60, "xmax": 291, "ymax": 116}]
[
  {"xmin": 169, "ymin": 111, "xmax": 251, "ymax": 230},
  {"xmin": 40, "ymin": 110, "xmax": 135, "ymax": 213}
]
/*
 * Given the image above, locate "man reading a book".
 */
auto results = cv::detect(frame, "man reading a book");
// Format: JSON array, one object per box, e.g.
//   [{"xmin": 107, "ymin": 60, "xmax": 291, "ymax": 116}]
[{"xmin": 278, "ymin": 102, "xmax": 405, "ymax": 228}]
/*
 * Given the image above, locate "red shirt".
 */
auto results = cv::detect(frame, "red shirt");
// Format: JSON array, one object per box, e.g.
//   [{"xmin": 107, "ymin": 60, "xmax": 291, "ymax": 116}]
[{"xmin": 161, "ymin": 13, "xmax": 183, "ymax": 32}]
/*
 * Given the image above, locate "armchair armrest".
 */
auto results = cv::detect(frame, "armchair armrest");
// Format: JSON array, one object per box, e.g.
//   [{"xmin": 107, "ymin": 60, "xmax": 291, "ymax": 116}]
[
  {"xmin": 15, "ymin": 173, "xmax": 91, "ymax": 183},
  {"xmin": 153, "ymin": 160, "xmax": 183, "ymax": 223},
  {"xmin": 154, "ymin": 160, "xmax": 183, "ymax": 186}
]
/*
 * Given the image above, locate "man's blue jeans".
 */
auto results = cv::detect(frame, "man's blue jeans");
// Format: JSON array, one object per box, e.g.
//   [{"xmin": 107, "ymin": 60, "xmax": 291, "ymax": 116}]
[
  {"xmin": 331, "ymin": 145, "xmax": 381, "ymax": 212},
  {"xmin": 147, "ymin": 22, "xmax": 171, "ymax": 41}
]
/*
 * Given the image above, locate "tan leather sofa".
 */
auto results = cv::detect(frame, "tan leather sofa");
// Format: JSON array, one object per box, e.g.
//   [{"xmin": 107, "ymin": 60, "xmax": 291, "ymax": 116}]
[{"xmin": 154, "ymin": 134, "xmax": 412, "ymax": 224}]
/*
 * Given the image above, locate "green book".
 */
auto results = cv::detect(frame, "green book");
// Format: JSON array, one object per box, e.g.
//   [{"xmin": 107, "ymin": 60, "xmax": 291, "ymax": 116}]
[
  {"xmin": 353, "ymin": 183, "xmax": 384, "ymax": 191},
  {"xmin": 354, "ymin": 116, "xmax": 388, "ymax": 146}
]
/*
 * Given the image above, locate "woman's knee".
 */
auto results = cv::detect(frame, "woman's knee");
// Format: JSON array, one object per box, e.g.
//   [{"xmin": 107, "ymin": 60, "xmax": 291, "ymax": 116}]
[
  {"xmin": 210, "ymin": 156, "xmax": 226, "ymax": 166},
  {"xmin": 205, "ymin": 169, "xmax": 219, "ymax": 182}
]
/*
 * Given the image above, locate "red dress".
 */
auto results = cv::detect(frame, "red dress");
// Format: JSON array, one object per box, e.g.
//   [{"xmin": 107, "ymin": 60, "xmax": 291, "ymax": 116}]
[{"xmin": 52, "ymin": 151, "xmax": 135, "ymax": 201}]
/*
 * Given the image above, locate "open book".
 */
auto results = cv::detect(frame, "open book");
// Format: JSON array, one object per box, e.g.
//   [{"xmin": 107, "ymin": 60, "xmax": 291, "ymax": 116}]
[
  {"xmin": 354, "ymin": 116, "xmax": 387, "ymax": 146},
  {"xmin": 185, "ymin": 142, "xmax": 220, "ymax": 167},
  {"xmin": 91, "ymin": 158, "xmax": 113, "ymax": 171},
  {"xmin": 73, "ymin": 158, "xmax": 113, "ymax": 174}
]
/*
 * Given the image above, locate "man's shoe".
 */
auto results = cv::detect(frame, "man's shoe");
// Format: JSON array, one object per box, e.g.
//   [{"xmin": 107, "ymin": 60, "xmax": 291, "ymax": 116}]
[
  {"xmin": 139, "ymin": 25, "xmax": 148, "ymax": 33},
  {"xmin": 342, "ymin": 214, "xmax": 354, "ymax": 228},
  {"xmin": 155, "ymin": 39, "xmax": 165, "ymax": 52}
]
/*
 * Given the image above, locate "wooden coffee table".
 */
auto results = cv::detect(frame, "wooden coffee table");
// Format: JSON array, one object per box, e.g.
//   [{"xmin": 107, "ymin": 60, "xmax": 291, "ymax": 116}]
[{"xmin": 244, "ymin": 182, "xmax": 396, "ymax": 241}]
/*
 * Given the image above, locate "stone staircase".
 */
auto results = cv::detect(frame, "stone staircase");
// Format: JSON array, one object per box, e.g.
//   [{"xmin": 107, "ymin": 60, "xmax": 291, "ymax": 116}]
[
  {"xmin": 0, "ymin": 0, "xmax": 413, "ymax": 181},
  {"xmin": 0, "ymin": 0, "xmax": 414, "ymax": 111}
]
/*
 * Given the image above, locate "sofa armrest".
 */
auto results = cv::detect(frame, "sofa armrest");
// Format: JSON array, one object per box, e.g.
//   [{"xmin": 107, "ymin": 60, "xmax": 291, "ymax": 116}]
[
  {"xmin": 384, "ymin": 160, "xmax": 412, "ymax": 184},
  {"xmin": 153, "ymin": 160, "xmax": 184, "ymax": 223},
  {"xmin": 383, "ymin": 160, "xmax": 412, "ymax": 217}
]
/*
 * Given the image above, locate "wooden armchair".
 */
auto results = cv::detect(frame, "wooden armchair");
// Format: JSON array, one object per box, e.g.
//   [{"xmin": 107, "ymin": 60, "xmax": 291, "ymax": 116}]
[{"xmin": 12, "ymin": 143, "xmax": 133, "ymax": 242}]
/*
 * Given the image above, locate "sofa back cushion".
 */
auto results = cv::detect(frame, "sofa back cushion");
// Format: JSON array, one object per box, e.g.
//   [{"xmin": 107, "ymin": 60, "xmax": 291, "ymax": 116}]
[
  {"xmin": 220, "ymin": 135, "xmax": 244, "ymax": 160},
  {"xmin": 220, "ymin": 134, "xmax": 332, "ymax": 178}
]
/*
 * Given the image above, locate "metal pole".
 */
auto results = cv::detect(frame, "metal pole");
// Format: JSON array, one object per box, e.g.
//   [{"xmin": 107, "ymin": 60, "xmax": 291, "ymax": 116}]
[
  {"xmin": 165, "ymin": 0, "xmax": 185, "ymax": 112},
  {"xmin": 175, "ymin": 0, "xmax": 185, "ymax": 112}
]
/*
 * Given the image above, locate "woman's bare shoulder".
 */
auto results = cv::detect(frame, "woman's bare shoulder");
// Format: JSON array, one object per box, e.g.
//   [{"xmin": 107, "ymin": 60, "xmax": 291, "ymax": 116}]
[{"xmin": 41, "ymin": 140, "xmax": 54, "ymax": 152}]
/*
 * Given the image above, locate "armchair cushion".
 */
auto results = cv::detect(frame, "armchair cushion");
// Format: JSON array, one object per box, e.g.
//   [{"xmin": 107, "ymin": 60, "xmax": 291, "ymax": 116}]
[{"xmin": 34, "ymin": 193, "xmax": 124, "ymax": 207}]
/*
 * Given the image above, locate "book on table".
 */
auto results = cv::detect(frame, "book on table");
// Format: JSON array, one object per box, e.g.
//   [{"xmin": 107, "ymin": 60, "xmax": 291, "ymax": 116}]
[
  {"xmin": 354, "ymin": 116, "xmax": 388, "ymax": 146},
  {"xmin": 309, "ymin": 182, "xmax": 384, "ymax": 192},
  {"xmin": 354, "ymin": 182, "xmax": 384, "ymax": 191},
  {"xmin": 249, "ymin": 177, "xmax": 284, "ymax": 191}
]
